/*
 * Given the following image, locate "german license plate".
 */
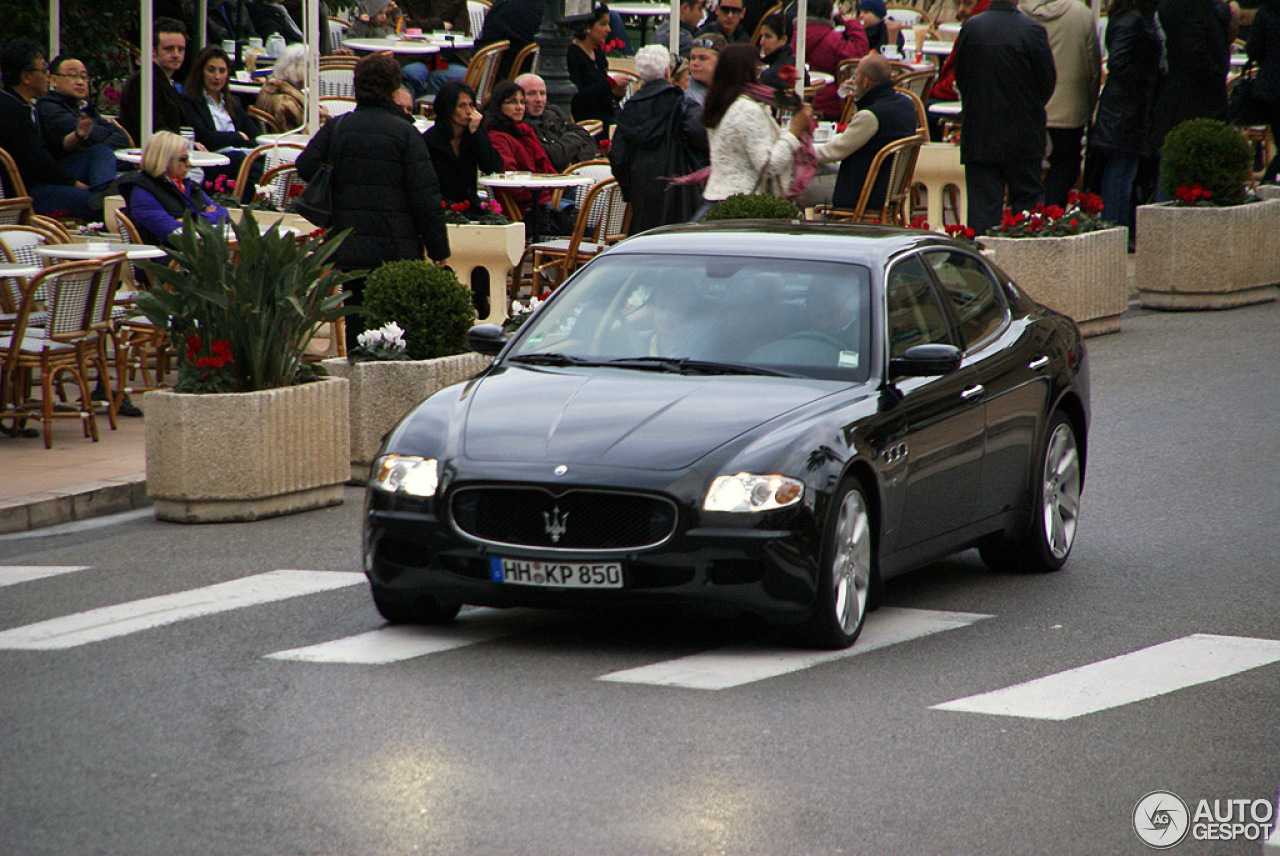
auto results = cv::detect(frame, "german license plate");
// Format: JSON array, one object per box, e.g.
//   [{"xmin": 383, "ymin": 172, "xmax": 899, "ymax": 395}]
[{"xmin": 490, "ymin": 558, "xmax": 623, "ymax": 589}]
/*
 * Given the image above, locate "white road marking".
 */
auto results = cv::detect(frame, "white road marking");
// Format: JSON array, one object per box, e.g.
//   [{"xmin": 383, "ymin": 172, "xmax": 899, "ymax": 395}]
[
  {"xmin": 0, "ymin": 566, "xmax": 91, "ymax": 587},
  {"xmin": 597, "ymin": 607, "xmax": 992, "ymax": 690},
  {"xmin": 0, "ymin": 570, "xmax": 364, "ymax": 650},
  {"xmin": 931, "ymin": 633, "xmax": 1280, "ymax": 720},
  {"xmin": 266, "ymin": 608, "xmax": 542, "ymax": 663}
]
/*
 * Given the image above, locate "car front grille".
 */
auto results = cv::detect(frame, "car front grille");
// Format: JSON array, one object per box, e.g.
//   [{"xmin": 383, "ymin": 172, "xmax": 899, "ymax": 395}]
[{"xmin": 449, "ymin": 486, "xmax": 678, "ymax": 552}]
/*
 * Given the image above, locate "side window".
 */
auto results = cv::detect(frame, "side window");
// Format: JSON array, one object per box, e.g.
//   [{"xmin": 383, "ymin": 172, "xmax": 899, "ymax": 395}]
[
  {"xmin": 885, "ymin": 256, "xmax": 952, "ymax": 358},
  {"xmin": 923, "ymin": 250, "xmax": 1008, "ymax": 347}
]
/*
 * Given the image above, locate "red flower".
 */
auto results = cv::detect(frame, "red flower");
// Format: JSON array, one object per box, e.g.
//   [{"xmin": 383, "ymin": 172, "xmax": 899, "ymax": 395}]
[
  {"xmin": 909, "ymin": 215, "xmax": 930, "ymax": 230},
  {"xmin": 1069, "ymin": 218, "xmax": 1078, "ymax": 228},
  {"xmin": 1045, "ymin": 204, "xmax": 1064, "ymax": 220},
  {"xmin": 777, "ymin": 64, "xmax": 799, "ymax": 86},
  {"xmin": 211, "ymin": 340, "xmax": 233, "ymax": 360},
  {"xmin": 835, "ymin": 124, "xmax": 847, "ymax": 133},
  {"xmin": 288, "ymin": 183, "xmax": 305, "ymax": 198},
  {"xmin": 598, "ymin": 139, "xmax": 611, "ymax": 152},
  {"xmin": 186, "ymin": 335, "xmax": 202, "ymax": 360}
]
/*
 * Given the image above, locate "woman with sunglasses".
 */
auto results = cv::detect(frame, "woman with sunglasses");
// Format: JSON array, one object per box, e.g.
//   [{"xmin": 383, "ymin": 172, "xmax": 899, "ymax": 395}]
[{"xmin": 119, "ymin": 130, "xmax": 230, "ymax": 246}]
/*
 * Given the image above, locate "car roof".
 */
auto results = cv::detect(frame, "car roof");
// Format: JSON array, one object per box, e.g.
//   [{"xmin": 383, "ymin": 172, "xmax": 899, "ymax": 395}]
[{"xmin": 604, "ymin": 221, "xmax": 963, "ymax": 268}]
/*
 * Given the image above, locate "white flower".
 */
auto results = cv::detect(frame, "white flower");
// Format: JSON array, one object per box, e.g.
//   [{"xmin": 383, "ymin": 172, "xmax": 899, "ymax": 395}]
[
  {"xmin": 356, "ymin": 329, "xmax": 383, "ymax": 348},
  {"xmin": 511, "ymin": 300, "xmax": 526, "ymax": 315}
]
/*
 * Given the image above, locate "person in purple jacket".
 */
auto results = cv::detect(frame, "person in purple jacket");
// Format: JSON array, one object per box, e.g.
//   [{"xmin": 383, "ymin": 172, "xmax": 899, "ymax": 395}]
[{"xmin": 119, "ymin": 131, "xmax": 229, "ymax": 245}]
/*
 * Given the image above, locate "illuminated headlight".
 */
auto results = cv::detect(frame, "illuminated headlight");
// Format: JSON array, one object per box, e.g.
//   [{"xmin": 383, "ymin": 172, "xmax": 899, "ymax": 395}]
[
  {"xmin": 371, "ymin": 455, "xmax": 439, "ymax": 497},
  {"xmin": 703, "ymin": 473, "xmax": 804, "ymax": 513}
]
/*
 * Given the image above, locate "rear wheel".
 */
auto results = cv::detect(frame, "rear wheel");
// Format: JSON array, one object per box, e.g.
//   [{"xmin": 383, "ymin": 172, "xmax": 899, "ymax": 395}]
[
  {"xmin": 801, "ymin": 481, "xmax": 877, "ymax": 649},
  {"xmin": 371, "ymin": 585, "xmax": 462, "ymax": 625},
  {"xmin": 980, "ymin": 411, "xmax": 1081, "ymax": 574}
]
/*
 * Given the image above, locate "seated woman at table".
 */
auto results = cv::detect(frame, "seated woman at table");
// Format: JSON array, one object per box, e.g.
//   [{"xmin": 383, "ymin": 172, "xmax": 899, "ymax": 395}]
[
  {"xmin": 256, "ymin": 44, "xmax": 308, "ymax": 130},
  {"xmin": 482, "ymin": 81, "xmax": 559, "ymax": 214},
  {"xmin": 425, "ymin": 82, "xmax": 504, "ymax": 213},
  {"xmin": 182, "ymin": 46, "xmax": 262, "ymax": 199},
  {"xmin": 118, "ymin": 131, "xmax": 230, "ymax": 246},
  {"xmin": 568, "ymin": 4, "xmax": 626, "ymax": 131},
  {"xmin": 757, "ymin": 14, "xmax": 807, "ymax": 90}
]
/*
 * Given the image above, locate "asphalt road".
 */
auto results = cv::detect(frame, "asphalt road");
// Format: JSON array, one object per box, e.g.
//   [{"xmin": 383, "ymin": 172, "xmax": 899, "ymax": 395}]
[{"xmin": 2, "ymin": 299, "xmax": 1278, "ymax": 855}]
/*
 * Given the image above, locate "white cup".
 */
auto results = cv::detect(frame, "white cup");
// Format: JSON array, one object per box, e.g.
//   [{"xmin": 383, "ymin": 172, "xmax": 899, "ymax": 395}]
[
  {"xmin": 222, "ymin": 39, "xmax": 236, "ymax": 55},
  {"xmin": 249, "ymin": 37, "xmax": 264, "ymax": 49}
]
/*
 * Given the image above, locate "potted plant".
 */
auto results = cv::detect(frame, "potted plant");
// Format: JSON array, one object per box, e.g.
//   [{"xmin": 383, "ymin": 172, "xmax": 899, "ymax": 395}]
[
  {"xmin": 442, "ymin": 198, "xmax": 526, "ymax": 327},
  {"xmin": 979, "ymin": 191, "xmax": 1129, "ymax": 336},
  {"xmin": 322, "ymin": 260, "xmax": 493, "ymax": 483},
  {"xmin": 703, "ymin": 193, "xmax": 802, "ymax": 221},
  {"xmin": 134, "ymin": 209, "xmax": 356, "ymax": 522},
  {"xmin": 1137, "ymin": 118, "xmax": 1280, "ymax": 310}
]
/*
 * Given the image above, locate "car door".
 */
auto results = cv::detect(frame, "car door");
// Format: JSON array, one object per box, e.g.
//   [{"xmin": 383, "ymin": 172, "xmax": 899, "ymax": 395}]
[
  {"xmin": 879, "ymin": 255, "xmax": 986, "ymax": 553},
  {"xmin": 921, "ymin": 249, "xmax": 1051, "ymax": 523}
]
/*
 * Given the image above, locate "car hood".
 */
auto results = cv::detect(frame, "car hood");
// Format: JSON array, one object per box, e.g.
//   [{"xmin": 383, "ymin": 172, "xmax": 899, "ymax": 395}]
[{"xmin": 461, "ymin": 365, "xmax": 845, "ymax": 470}]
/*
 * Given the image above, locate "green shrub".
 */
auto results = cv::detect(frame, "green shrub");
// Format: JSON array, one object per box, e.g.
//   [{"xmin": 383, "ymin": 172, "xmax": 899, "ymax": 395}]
[
  {"xmin": 1159, "ymin": 118, "xmax": 1252, "ymax": 206},
  {"xmin": 703, "ymin": 193, "xmax": 801, "ymax": 221},
  {"xmin": 362, "ymin": 260, "xmax": 475, "ymax": 360}
]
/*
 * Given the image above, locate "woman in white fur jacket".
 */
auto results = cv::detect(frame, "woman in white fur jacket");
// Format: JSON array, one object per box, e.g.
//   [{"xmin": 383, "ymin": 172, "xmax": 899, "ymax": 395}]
[{"xmin": 699, "ymin": 44, "xmax": 812, "ymax": 216}]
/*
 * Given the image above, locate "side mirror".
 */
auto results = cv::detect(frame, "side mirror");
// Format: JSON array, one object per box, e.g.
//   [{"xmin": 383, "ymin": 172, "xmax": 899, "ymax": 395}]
[
  {"xmin": 466, "ymin": 323, "xmax": 508, "ymax": 356},
  {"xmin": 888, "ymin": 343, "xmax": 962, "ymax": 379}
]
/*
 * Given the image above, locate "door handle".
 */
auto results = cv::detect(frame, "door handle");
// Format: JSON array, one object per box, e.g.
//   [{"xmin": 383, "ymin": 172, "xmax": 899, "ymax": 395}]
[
  {"xmin": 1028, "ymin": 356, "xmax": 1050, "ymax": 370},
  {"xmin": 961, "ymin": 384, "xmax": 984, "ymax": 400}
]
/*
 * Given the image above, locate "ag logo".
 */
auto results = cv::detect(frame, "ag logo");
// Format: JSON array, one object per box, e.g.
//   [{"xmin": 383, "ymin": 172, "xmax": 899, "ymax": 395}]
[{"xmin": 1133, "ymin": 791, "xmax": 1190, "ymax": 849}]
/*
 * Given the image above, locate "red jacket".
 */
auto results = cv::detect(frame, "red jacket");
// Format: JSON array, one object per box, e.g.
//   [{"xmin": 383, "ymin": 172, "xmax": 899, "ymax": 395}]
[
  {"xmin": 488, "ymin": 121, "xmax": 557, "ymax": 209},
  {"xmin": 795, "ymin": 19, "xmax": 871, "ymax": 119},
  {"xmin": 929, "ymin": 0, "xmax": 991, "ymax": 101}
]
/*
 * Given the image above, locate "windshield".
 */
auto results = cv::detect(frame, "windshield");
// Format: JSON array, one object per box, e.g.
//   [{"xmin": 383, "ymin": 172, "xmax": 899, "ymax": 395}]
[{"xmin": 507, "ymin": 254, "xmax": 873, "ymax": 381}]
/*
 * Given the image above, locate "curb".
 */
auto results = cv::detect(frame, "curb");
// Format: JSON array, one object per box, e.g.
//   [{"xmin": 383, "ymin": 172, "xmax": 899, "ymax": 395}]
[{"xmin": 0, "ymin": 474, "xmax": 151, "ymax": 535}]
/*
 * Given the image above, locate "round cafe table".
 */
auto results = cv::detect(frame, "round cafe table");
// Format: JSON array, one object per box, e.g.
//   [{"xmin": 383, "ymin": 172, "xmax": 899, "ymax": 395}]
[
  {"xmin": 478, "ymin": 173, "xmax": 595, "ymax": 240},
  {"xmin": 0, "ymin": 263, "xmax": 42, "ymax": 279},
  {"xmin": 116, "ymin": 149, "xmax": 232, "ymax": 167},
  {"xmin": 344, "ymin": 35, "xmax": 475, "ymax": 54},
  {"xmin": 927, "ymin": 100, "xmax": 963, "ymax": 117},
  {"xmin": 35, "ymin": 243, "xmax": 168, "ymax": 262}
]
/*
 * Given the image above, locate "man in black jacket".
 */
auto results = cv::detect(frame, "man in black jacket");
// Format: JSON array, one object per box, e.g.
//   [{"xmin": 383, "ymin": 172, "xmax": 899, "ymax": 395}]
[
  {"xmin": 0, "ymin": 40, "xmax": 100, "ymax": 220},
  {"xmin": 36, "ymin": 56, "xmax": 130, "ymax": 200},
  {"xmin": 954, "ymin": 0, "xmax": 1056, "ymax": 235},
  {"xmin": 120, "ymin": 18, "xmax": 191, "ymax": 143}
]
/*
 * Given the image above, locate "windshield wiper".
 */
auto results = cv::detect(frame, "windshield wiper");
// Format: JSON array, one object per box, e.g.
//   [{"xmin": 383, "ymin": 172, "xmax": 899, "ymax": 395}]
[
  {"xmin": 606, "ymin": 357, "xmax": 799, "ymax": 377},
  {"xmin": 508, "ymin": 352, "xmax": 600, "ymax": 366}
]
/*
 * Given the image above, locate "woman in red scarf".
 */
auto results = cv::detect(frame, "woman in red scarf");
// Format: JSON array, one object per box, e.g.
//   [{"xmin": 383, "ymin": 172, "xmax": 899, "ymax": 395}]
[{"xmin": 482, "ymin": 80, "xmax": 558, "ymax": 216}]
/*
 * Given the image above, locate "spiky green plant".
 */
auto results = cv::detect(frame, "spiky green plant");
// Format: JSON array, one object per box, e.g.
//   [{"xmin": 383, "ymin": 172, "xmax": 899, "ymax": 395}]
[{"xmin": 134, "ymin": 209, "xmax": 357, "ymax": 392}]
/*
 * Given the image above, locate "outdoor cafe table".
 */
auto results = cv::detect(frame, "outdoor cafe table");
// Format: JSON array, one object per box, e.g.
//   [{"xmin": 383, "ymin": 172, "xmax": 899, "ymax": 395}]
[
  {"xmin": 478, "ymin": 172, "xmax": 595, "ymax": 241},
  {"xmin": 928, "ymin": 100, "xmax": 962, "ymax": 117},
  {"xmin": 344, "ymin": 36, "xmax": 476, "ymax": 54},
  {"xmin": 115, "ymin": 149, "xmax": 232, "ymax": 168},
  {"xmin": 0, "ymin": 263, "xmax": 42, "ymax": 279},
  {"xmin": 35, "ymin": 243, "xmax": 168, "ymax": 262}
]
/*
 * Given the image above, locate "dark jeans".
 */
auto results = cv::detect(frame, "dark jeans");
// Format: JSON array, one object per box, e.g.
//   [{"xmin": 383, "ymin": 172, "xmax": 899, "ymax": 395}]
[
  {"xmin": 1044, "ymin": 126, "xmax": 1084, "ymax": 208},
  {"xmin": 1097, "ymin": 148, "xmax": 1139, "ymax": 236},
  {"xmin": 62, "ymin": 143, "xmax": 119, "ymax": 191},
  {"xmin": 31, "ymin": 183, "xmax": 97, "ymax": 221},
  {"xmin": 965, "ymin": 159, "xmax": 1043, "ymax": 237}
]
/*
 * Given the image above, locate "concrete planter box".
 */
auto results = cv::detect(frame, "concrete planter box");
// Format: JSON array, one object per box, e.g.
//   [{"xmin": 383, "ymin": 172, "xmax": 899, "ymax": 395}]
[
  {"xmin": 323, "ymin": 353, "xmax": 492, "ymax": 484},
  {"xmin": 446, "ymin": 222, "xmax": 525, "ymax": 327},
  {"xmin": 144, "ymin": 377, "xmax": 349, "ymax": 522},
  {"xmin": 982, "ymin": 227, "xmax": 1128, "ymax": 337},
  {"xmin": 1136, "ymin": 199, "xmax": 1280, "ymax": 310},
  {"xmin": 1256, "ymin": 185, "xmax": 1280, "ymax": 201}
]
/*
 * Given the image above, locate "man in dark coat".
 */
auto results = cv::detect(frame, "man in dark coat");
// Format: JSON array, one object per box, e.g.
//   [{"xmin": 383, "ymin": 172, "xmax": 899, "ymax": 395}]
[
  {"xmin": 120, "ymin": 18, "xmax": 191, "ymax": 143},
  {"xmin": 0, "ymin": 40, "xmax": 101, "ymax": 220},
  {"xmin": 478, "ymin": 0, "xmax": 544, "ymax": 80},
  {"xmin": 296, "ymin": 53, "xmax": 450, "ymax": 349},
  {"xmin": 609, "ymin": 45, "xmax": 703, "ymax": 233},
  {"xmin": 516, "ymin": 73, "xmax": 600, "ymax": 171},
  {"xmin": 697, "ymin": 0, "xmax": 752, "ymax": 44},
  {"xmin": 953, "ymin": 0, "xmax": 1057, "ymax": 235},
  {"xmin": 814, "ymin": 53, "xmax": 917, "ymax": 211},
  {"xmin": 1149, "ymin": 0, "xmax": 1237, "ymax": 151},
  {"xmin": 36, "ymin": 55, "xmax": 131, "ymax": 189}
]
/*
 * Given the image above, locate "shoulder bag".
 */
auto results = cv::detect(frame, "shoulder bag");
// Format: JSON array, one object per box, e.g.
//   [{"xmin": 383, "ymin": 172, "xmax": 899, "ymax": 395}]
[{"xmin": 295, "ymin": 115, "xmax": 345, "ymax": 227}]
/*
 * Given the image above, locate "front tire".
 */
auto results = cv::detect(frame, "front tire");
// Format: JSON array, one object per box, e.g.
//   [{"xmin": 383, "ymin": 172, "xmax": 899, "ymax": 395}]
[
  {"xmin": 371, "ymin": 585, "xmax": 462, "ymax": 625},
  {"xmin": 801, "ymin": 481, "xmax": 877, "ymax": 649},
  {"xmin": 980, "ymin": 410, "xmax": 1082, "ymax": 574}
]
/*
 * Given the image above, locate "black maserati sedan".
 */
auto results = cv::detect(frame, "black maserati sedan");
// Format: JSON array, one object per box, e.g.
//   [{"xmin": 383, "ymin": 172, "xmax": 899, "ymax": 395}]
[{"xmin": 363, "ymin": 222, "xmax": 1090, "ymax": 648}]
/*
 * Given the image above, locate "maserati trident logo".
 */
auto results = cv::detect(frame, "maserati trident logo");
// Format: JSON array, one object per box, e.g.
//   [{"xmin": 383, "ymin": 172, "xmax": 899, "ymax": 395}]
[{"xmin": 544, "ymin": 505, "xmax": 569, "ymax": 543}]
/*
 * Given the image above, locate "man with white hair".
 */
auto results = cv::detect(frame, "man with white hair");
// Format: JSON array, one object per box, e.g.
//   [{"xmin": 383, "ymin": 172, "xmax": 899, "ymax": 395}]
[{"xmin": 514, "ymin": 73, "xmax": 599, "ymax": 171}]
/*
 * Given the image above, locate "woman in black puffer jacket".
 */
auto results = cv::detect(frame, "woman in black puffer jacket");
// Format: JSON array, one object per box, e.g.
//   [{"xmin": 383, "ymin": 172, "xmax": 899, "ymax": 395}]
[
  {"xmin": 297, "ymin": 53, "xmax": 449, "ymax": 348},
  {"xmin": 1247, "ymin": 0, "xmax": 1280, "ymax": 182},
  {"xmin": 1087, "ymin": 0, "xmax": 1163, "ymax": 237}
]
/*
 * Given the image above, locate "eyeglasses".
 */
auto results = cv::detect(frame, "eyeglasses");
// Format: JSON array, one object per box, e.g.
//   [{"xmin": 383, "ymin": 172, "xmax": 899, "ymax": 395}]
[
  {"xmin": 718, "ymin": 5, "xmax": 745, "ymax": 13},
  {"xmin": 692, "ymin": 38, "xmax": 719, "ymax": 49},
  {"xmin": 52, "ymin": 72, "xmax": 91, "ymax": 81}
]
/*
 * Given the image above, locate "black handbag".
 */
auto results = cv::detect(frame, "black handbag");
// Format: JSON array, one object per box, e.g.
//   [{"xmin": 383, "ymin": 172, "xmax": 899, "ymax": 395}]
[
  {"xmin": 1227, "ymin": 62, "xmax": 1263, "ymax": 126},
  {"xmin": 295, "ymin": 115, "xmax": 345, "ymax": 227}
]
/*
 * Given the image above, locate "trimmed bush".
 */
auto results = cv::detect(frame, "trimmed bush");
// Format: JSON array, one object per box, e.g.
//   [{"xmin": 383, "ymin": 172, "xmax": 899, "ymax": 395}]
[
  {"xmin": 1159, "ymin": 118, "xmax": 1252, "ymax": 206},
  {"xmin": 703, "ymin": 193, "xmax": 801, "ymax": 221},
  {"xmin": 362, "ymin": 260, "xmax": 475, "ymax": 360}
]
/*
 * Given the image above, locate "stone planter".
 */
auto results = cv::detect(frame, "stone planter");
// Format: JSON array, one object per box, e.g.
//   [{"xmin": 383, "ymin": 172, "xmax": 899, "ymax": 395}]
[
  {"xmin": 144, "ymin": 377, "xmax": 350, "ymax": 522},
  {"xmin": 982, "ymin": 227, "xmax": 1128, "ymax": 337},
  {"xmin": 227, "ymin": 208, "xmax": 313, "ymax": 233},
  {"xmin": 323, "ymin": 353, "xmax": 493, "ymax": 483},
  {"xmin": 1136, "ymin": 199, "xmax": 1280, "ymax": 310},
  {"xmin": 1256, "ymin": 185, "xmax": 1280, "ymax": 202},
  {"xmin": 446, "ymin": 222, "xmax": 525, "ymax": 327}
]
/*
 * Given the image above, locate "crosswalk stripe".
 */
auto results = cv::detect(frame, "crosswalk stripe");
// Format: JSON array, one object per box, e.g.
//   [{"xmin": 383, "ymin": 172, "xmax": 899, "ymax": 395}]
[
  {"xmin": 597, "ymin": 607, "xmax": 992, "ymax": 690},
  {"xmin": 266, "ymin": 608, "xmax": 544, "ymax": 663},
  {"xmin": 0, "ymin": 570, "xmax": 364, "ymax": 650},
  {"xmin": 931, "ymin": 633, "xmax": 1280, "ymax": 720},
  {"xmin": 0, "ymin": 566, "xmax": 91, "ymax": 587}
]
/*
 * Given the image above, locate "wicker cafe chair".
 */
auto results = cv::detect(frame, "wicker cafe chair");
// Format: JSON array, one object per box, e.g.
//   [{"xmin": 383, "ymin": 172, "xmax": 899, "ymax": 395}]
[
  {"xmin": 816, "ymin": 133, "xmax": 924, "ymax": 226},
  {"xmin": 248, "ymin": 105, "xmax": 285, "ymax": 135},
  {"xmin": 235, "ymin": 142, "xmax": 306, "ymax": 203},
  {"xmin": 751, "ymin": 2, "xmax": 784, "ymax": 44},
  {"xmin": 317, "ymin": 59, "xmax": 356, "ymax": 98},
  {"xmin": 256, "ymin": 163, "xmax": 307, "ymax": 211},
  {"xmin": 111, "ymin": 211, "xmax": 173, "ymax": 401},
  {"xmin": 507, "ymin": 43, "xmax": 540, "ymax": 80},
  {"xmin": 894, "ymin": 68, "xmax": 936, "ymax": 103},
  {"xmin": 0, "ymin": 224, "xmax": 68, "ymax": 331},
  {"xmin": 526, "ymin": 177, "xmax": 630, "ymax": 290},
  {"xmin": 0, "ymin": 148, "xmax": 36, "ymax": 226},
  {"xmin": 328, "ymin": 15, "xmax": 351, "ymax": 50},
  {"xmin": 463, "ymin": 39, "xmax": 510, "ymax": 108},
  {"xmin": 468, "ymin": 0, "xmax": 492, "ymax": 38},
  {"xmin": 0, "ymin": 258, "xmax": 111, "ymax": 448}
]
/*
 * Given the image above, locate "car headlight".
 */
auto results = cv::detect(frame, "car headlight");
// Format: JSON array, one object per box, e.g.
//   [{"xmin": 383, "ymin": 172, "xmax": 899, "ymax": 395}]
[
  {"xmin": 371, "ymin": 455, "xmax": 439, "ymax": 497},
  {"xmin": 703, "ymin": 473, "xmax": 804, "ymax": 513}
]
